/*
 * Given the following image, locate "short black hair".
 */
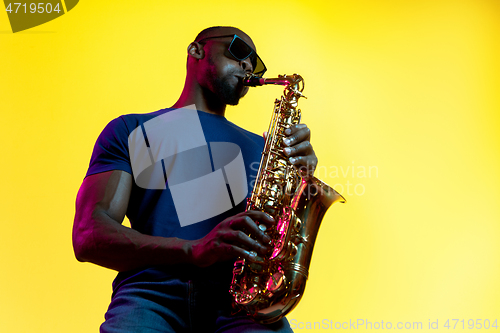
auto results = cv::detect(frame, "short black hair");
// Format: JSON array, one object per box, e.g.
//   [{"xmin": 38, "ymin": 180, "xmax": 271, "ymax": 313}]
[{"xmin": 194, "ymin": 26, "xmax": 226, "ymax": 42}]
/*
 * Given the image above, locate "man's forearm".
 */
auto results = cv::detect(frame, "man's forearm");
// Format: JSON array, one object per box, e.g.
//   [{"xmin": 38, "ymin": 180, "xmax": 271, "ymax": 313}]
[{"xmin": 73, "ymin": 211, "xmax": 193, "ymax": 272}]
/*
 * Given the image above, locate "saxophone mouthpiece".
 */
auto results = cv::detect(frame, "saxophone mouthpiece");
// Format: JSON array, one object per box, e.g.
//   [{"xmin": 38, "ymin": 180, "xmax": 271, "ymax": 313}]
[{"xmin": 243, "ymin": 74, "xmax": 266, "ymax": 87}]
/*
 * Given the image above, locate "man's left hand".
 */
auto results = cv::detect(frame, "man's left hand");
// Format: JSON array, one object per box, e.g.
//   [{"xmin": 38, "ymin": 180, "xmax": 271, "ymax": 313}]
[{"xmin": 282, "ymin": 123, "xmax": 318, "ymax": 178}]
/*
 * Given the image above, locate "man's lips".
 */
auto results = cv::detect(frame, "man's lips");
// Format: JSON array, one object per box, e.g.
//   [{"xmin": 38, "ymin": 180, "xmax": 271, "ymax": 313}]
[
  {"xmin": 233, "ymin": 75, "xmax": 249, "ymax": 95},
  {"xmin": 233, "ymin": 75, "xmax": 247, "ymax": 88},
  {"xmin": 234, "ymin": 74, "xmax": 245, "ymax": 82}
]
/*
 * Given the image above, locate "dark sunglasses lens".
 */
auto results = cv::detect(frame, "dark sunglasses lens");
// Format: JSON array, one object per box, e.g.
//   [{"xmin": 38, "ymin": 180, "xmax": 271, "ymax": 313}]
[
  {"xmin": 229, "ymin": 36, "xmax": 267, "ymax": 77},
  {"xmin": 229, "ymin": 37, "xmax": 252, "ymax": 60},
  {"xmin": 252, "ymin": 55, "xmax": 266, "ymax": 77},
  {"xmin": 249, "ymin": 54, "xmax": 257, "ymax": 70}
]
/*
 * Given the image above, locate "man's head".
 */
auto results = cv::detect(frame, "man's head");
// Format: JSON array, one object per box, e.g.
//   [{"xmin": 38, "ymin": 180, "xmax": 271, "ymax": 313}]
[{"xmin": 186, "ymin": 26, "xmax": 263, "ymax": 106}]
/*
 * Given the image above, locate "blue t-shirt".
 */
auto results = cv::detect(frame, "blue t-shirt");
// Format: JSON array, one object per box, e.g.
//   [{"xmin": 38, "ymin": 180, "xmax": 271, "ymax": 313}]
[{"xmin": 86, "ymin": 108, "xmax": 264, "ymax": 285}]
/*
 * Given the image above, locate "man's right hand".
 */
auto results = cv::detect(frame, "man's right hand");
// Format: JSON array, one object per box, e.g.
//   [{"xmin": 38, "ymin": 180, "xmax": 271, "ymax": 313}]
[{"xmin": 188, "ymin": 211, "xmax": 275, "ymax": 267}]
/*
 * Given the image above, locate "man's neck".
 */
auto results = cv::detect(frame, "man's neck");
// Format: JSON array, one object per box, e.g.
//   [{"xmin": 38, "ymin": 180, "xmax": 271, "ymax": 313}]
[{"xmin": 172, "ymin": 79, "xmax": 226, "ymax": 116}]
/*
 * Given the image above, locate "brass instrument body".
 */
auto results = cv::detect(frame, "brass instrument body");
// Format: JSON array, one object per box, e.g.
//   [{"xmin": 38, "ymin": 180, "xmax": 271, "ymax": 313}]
[{"xmin": 229, "ymin": 74, "xmax": 345, "ymax": 324}]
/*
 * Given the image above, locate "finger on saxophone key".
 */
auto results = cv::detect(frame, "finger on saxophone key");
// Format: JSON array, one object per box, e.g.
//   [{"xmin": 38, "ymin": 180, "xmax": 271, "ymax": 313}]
[{"xmin": 245, "ymin": 250, "xmax": 265, "ymax": 263}]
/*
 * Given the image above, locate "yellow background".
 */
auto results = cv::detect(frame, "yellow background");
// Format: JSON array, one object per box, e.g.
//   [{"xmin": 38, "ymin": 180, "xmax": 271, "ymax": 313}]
[{"xmin": 1, "ymin": 0, "xmax": 499, "ymax": 332}]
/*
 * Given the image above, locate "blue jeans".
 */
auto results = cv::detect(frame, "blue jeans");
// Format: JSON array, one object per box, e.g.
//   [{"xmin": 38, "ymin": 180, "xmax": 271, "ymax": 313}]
[{"xmin": 100, "ymin": 267, "xmax": 293, "ymax": 333}]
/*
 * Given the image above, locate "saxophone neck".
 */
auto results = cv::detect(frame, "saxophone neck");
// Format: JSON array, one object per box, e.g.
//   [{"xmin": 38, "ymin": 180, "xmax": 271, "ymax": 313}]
[
  {"xmin": 244, "ymin": 74, "xmax": 306, "ymax": 98},
  {"xmin": 243, "ymin": 74, "xmax": 303, "ymax": 87}
]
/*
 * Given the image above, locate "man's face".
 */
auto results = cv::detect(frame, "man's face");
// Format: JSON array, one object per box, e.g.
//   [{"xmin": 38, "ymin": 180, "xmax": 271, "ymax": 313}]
[{"xmin": 201, "ymin": 32, "xmax": 256, "ymax": 106}]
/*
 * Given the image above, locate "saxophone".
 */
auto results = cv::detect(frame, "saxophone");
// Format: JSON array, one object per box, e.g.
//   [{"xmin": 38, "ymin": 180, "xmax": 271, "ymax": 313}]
[{"xmin": 229, "ymin": 74, "xmax": 345, "ymax": 324}]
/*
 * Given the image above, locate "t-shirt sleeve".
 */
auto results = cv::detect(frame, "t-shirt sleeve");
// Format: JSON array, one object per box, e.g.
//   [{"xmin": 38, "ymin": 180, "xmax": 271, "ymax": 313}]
[{"xmin": 85, "ymin": 117, "xmax": 132, "ymax": 177}]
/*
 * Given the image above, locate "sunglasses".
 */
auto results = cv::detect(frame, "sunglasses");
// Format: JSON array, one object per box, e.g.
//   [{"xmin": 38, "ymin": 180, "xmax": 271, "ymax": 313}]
[{"xmin": 197, "ymin": 34, "xmax": 267, "ymax": 78}]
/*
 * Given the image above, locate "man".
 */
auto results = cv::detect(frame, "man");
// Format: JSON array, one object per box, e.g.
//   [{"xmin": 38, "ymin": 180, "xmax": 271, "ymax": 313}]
[{"xmin": 73, "ymin": 26, "xmax": 318, "ymax": 332}]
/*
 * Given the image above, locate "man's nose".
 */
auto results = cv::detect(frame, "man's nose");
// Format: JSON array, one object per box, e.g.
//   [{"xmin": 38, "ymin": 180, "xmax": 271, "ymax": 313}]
[{"xmin": 240, "ymin": 57, "xmax": 254, "ymax": 74}]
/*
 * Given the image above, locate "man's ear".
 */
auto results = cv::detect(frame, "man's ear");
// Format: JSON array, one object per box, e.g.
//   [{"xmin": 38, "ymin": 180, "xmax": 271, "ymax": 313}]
[{"xmin": 187, "ymin": 42, "xmax": 204, "ymax": 60}]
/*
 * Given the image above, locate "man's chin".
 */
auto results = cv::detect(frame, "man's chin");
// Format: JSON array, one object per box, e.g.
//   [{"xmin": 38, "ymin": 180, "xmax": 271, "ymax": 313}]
[
  {"xmin": 214, "ymin": 76, "xmax": 248, "ymax": 106},
  {"xmin": 226, "ymin": 98, "xmax": 240, "ymax": 106},
  {"xmin": 227, "ymin": 86, "xmax": 248, "ymax": 106},
  {"xmin": 224, "ymin": 88, "xmax": 247, "ymax": 106}
]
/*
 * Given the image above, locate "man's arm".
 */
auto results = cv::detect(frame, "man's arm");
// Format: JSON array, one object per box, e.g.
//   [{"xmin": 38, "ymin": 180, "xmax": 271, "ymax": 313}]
[
  {"xmin": 73, "ymin": 170, "xmax": 273, "ymax": 272},
  {"xmin": 73, "ymin": 170, "xmax": 192, "ymax": 271}
]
